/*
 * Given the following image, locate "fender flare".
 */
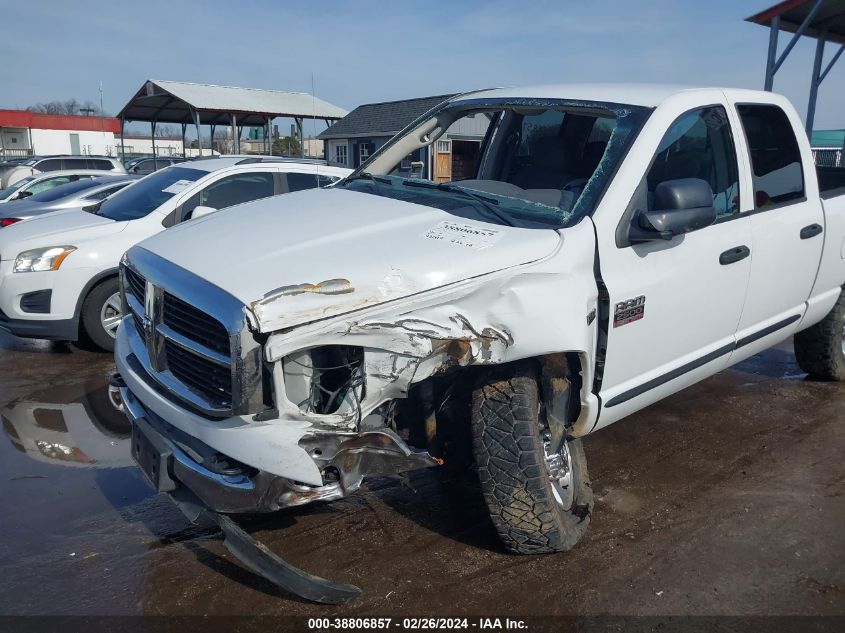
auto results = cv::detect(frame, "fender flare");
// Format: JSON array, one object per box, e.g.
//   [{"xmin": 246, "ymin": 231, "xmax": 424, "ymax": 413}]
[{"xmin": 71, "ymin": 267, "xmax": 120, "ymax": 336}]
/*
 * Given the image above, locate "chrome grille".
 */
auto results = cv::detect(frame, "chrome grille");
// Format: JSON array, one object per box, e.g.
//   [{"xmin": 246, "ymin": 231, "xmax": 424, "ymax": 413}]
[
  {"xmin": 164, "ymin": 340, "xmax": 233, "ymax": 407},
  {"xmin": 124, "ymin": 266, "xmax": 145, "ymax": 304},
  {"xmin": 120, "ymin": 248, "xmax": 263, "ymax": 418},
  {"xmin": 163, "ymin": 292, "xmax": 230, "ymax": 355},
  {"xmin": 132, "ymin": 311, "xmax": 146, "ymax": 344}
]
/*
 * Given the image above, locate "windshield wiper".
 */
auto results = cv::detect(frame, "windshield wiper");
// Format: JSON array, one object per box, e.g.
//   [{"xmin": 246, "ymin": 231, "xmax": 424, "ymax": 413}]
[
  {"xmin": 345, "ymin": 172, "xmax": 392, "ymax": 185},
  {"xmin": 402, "ymin": 180, "xmax": 515, "ymax": 227}
]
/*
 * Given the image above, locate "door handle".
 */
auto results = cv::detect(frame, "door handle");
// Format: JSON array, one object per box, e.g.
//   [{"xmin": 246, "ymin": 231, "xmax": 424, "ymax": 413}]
[
  {"xmin": 719, "ymin": 245, "xmax": 751, "ymax": 265},
  {"xmin": 800, "ymin": 223, "xmax": 823, "ymax": 239}
]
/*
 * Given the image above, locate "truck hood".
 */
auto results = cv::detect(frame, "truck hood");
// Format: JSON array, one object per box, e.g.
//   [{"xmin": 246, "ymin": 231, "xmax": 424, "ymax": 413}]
[
  {"xmin": 0, "ymin": 209, "xmax": 125, "ymax": 255},
  {"xmin": 137, "ymin": 188, "xmax": 562, "ymax": 332}
]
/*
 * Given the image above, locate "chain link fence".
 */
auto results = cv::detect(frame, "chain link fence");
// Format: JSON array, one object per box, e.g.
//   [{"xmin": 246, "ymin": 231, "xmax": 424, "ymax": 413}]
[{"xmin": 812, "ymin": 147, "xmax": 843, "ymax": 168}]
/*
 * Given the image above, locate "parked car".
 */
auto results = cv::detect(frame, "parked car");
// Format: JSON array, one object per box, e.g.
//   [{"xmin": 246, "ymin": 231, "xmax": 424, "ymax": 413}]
[
  {"xmin": 0, "ymin": 158, "xmax": 33, "ymax": 184},
  {"xmin": 0, "ymin": 175, "xmax": 140, "ymax": 227},
  {"xmin": 110, "ymin": 84, "xmax": 845, "ymax": 602},
  {"xmin": 0, "ymin": 155, "xmax": 125, "ymax": 189},
  {"xmin": 0, "ymin": 170, "xmax": 122, "ymax": 206},
  {"xmin": 0, "ymin": 157, "xmax": 351, "ymax": 350},
  {"xmin": 125, "ymin": 156, "xmax": 187, "ymax": 175}
]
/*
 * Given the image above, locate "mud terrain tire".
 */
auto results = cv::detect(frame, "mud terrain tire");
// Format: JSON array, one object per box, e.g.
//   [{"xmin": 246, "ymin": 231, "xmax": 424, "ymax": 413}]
[
  {"xmin": 794, "ymin": 290, "xmax": 845, "ymax": 381},
  {"xmin": 470, "ymin": 361, "xmax": 592, "ymax": 554}
]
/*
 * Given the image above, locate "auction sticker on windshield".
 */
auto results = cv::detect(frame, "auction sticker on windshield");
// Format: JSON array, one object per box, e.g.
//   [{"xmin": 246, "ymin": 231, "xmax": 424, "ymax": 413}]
[
  {"xmin": 162, "ymin": 179, "xmax": 195, "ymax": 194},
  {"xmin": 423, "ymin": 221, "xmax": 503, "ymax": 250}
]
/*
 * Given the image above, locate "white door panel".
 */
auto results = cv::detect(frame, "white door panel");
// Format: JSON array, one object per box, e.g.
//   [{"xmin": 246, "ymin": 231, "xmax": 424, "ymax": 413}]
[
  {"xmin": 737, "ymin": 202, "xmax": 824, "ymax": 329},
  {"xmin": 731, "ymin": 102, "xmax": 825, "ymax": 333},
  {"xmin": 596, "ymin": 217, "xmax": 751, "ymax": 424},
  {"xmin": 591, "ymin": 94, "xmax": 752, "ymax": 428}
]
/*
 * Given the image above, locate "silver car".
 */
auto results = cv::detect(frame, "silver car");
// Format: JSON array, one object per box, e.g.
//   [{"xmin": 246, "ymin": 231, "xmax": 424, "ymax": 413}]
[
  {"xmin": 0, "ymin": 155, "xmax": 125, "ymax": 189},
  {"xmin": 0, "ymin": 175, "xmax": 139, "ymax": 226},
  {"xmin": 0, "ymin": 169, "xmax": 120, "ymax": 205}
]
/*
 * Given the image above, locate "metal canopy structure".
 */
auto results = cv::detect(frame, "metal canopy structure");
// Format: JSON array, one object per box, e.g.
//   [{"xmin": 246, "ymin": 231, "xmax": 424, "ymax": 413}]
[
  {"xmin": 116, "ymin": 79, "xmax": 348, "ymax": 158},
  {"xmin": 747, "ymin": 0, "xmax": 845, "ymax": 133}
]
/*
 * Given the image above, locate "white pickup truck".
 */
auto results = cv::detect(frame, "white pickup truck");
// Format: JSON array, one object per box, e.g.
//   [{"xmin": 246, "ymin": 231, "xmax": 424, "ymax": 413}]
[{"xmin": 112, "ymin": 84, "xmax": 845, "ymax": 602}]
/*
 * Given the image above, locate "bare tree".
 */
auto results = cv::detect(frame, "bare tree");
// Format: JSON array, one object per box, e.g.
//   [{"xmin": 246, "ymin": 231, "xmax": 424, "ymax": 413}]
[
  {"xmin": 27, "ymin": 98, "xmax": 104, "ymax": 116},
  {"xmin": 155, "ymin": 124, "xmax": 177, "ymax": 138}
]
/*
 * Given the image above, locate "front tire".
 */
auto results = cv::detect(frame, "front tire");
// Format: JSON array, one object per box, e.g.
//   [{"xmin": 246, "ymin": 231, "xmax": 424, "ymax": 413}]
[
  {"xmin": 794, "ymin": 290, "xmax": 845, "ymax": 381},
  {"xmin": 80, "ymin": 278, "xmax": 122, "ymax": 352},
  {"xmin": 470, "ymin": 361, "xmax": 592, "ymax": 554}
]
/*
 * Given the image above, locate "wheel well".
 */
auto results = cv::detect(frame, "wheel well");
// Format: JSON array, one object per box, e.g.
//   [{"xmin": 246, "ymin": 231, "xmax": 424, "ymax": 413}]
[
  {"xmin": 73, "ymin": 269, "xmax": 119, "ymax": 336},
  {"xmin": 393, "ymin": 352, "xmax": 585, "ymax": 468}
]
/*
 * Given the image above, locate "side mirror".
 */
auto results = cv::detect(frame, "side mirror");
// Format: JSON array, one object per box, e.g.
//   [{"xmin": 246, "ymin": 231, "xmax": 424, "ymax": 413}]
[
  {"xmin": 629, "ymin": 178, "xmax": 716, "ymax": 243},
  {"xmin": 190, "ymin": 205, "xmax": 217, "ymax": 220},
  {"xmin": 15, "ymin": 190, "xmax": 32, "ymax": 199}
]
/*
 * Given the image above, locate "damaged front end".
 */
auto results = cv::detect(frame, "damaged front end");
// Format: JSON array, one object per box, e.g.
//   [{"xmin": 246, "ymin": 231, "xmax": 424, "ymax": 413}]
[{"xmin": 114, "ymin": 212, "xmax": 598, "ymax": 603}]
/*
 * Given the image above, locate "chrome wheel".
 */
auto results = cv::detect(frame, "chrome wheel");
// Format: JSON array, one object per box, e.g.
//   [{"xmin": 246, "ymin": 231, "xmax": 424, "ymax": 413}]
[
  {"xmin": 542, "ymin": 429, "xmax": 576, "ymax": 511},
  {"xmin": 99, "ymin": 292, "xmax": 122, "ymax": 339}
]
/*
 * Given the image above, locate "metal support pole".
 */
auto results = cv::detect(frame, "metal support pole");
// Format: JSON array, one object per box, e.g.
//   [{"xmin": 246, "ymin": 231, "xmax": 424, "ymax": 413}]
[
  {"xmin": 296, "ymin": 117, "xmax": 304, "ymax": 157},
  {"xmin": 120, "ymin": 115, "xmax": 125, "ymax": 161},
  {"xmin": 210, "ymin": 124, "xmax": 217, "ymax": 154},
  {"xmin": 806, "ymin": 30, "xmax": 827, "ymax": 135},
  {"xmin": 151, "ymin": 121, "xmax": 157, "ymax": 160},
  {"xmin": 180, "ymin": 123, "xmax": 187, "ymax": 158},
  {"xmin": 819, "ymin": 44, "xmax": 845, "ymax": 83},
  {"xmin": 768, "ymin": 0, "xmax": 825, "ymax": 87},
  {"xmin": 192, "ymin": 109, "xmax": 202, "ymax": 158},
  {"xmin": 231, "ymin": 114, "xmax": 239, "ymax": 154},
  {"xmin": 764, "ymin": 15, "xmax": 780, "ymax": 90},
  {"xmin": 266, "ymin": 117, "xmax": 272, "ymax": 155}
]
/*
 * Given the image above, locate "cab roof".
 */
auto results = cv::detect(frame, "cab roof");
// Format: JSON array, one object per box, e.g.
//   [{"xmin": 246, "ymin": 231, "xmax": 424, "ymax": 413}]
[
  {"xmin": 454, "ymin": 84, "xmax": 778, "ymax": 108},
  {"xmin": 172, "ymin": 155, "xmax": 331, "ymax": 173}
]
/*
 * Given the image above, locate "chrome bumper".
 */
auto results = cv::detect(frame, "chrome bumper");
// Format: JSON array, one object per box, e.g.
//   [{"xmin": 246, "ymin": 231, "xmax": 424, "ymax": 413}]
[{"xmin": 117, "ymin": 382, "xmax": 337, "ymax": 513}]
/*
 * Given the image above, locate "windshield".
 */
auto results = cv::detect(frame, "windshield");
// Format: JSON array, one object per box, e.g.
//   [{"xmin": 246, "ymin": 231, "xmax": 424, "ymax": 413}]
[
  {"xmin": 0, "ymin": 177, "xmax": 34, "ymax": 200},
  {"xmin": 96, "ymin": 166, "xmax": 206, "ymax": 221},
  {"xmin": 26, "ymin": 178, "xmax": 104, "ymax": 202},
  {"xmin": 339, "ymin": 98, "xmax": 649, "ymax": 229}
]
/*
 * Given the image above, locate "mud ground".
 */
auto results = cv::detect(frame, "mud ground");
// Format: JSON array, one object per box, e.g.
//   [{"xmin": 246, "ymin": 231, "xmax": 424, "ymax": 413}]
[{"xmin": 0, "ymin": 331, "xmax": 842, "ymax": 619}]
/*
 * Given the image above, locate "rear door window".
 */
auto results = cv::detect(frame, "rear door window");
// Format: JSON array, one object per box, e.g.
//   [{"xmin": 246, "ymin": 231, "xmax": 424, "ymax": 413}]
[
  {"xmin": 182, "ymin": 171, "xmax": 275, "ymax": 218},
  {"xmin": 35, "ymin": 159, "xmax": 62, "ymax": 171},
  {"xmin": 133, "ymin": 160, "xmax": 156, "ymax": 175},
  {"xmin": 63, "ymin": 158, "xmax": 88, "ymax": 169},
  {"xmin": 736, "ymin": 104, "xmax": 804, "ymax": 207}
]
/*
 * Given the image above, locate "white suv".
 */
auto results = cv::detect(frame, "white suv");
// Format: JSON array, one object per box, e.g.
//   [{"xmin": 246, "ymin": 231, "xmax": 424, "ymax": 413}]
[
  {"xmin": 0, "ymin": 156, "xmax": 350, "ymax": 350},
  {"xmin": 0, "ymin": 155, "xmax": 125, "ymax": 189}
]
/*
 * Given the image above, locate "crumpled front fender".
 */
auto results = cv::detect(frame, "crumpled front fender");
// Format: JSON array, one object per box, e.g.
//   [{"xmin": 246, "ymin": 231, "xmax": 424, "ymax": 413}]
[{"xmin": 261, "ymin": 218, "xmax": 601, "ymax": 436}]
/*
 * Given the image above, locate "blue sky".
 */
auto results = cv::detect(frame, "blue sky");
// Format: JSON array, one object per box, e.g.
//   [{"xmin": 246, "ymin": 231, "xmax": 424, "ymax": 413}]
[{"xmin": 1, "ymin": 0, "xmax": 843, "ymax": 132}]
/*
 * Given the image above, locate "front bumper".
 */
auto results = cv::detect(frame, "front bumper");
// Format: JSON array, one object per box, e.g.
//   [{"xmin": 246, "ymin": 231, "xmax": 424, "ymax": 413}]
[
  {"xmin": 119, "ymin": 383, "xmax": 339, "ymax": 513},
  {"xmin": 0, "ymin": 262, "xmax": 83, "ymax": 341},
  {"xmin": 114, "ymin": 379, "xmax": 364, "ymax": 605},
  {"xmin": 0, "ymin": 306, "xmax": 78, "ymax": 340}
]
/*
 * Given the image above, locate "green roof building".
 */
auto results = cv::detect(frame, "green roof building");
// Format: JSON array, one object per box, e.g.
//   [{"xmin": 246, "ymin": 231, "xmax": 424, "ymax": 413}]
[{"xmin": 811, "ymin": 129, "xmax": 845, "ymax": 148}]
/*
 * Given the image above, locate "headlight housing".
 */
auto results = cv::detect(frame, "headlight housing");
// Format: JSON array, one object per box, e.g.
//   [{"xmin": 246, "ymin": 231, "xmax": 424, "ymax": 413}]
[{"xmin": 14, "ymin": 246, "xmax": 77, "ymax": 273}]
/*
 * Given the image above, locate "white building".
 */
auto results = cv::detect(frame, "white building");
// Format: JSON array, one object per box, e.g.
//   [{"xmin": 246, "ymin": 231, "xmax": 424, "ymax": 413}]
[
  {"xmin": 0, "ymin": 109, "xmax": 118, "ymax": 159},
  {"xmin": 119, "ymin": 135, "xmax": 185, "ymax": 157}
]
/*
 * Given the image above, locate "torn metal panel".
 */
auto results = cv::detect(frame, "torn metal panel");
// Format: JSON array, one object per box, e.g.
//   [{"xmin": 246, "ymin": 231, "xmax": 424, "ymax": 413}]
[{"xmin": 261, "ymin": 219, "xmax": 601, "ymax": 437}]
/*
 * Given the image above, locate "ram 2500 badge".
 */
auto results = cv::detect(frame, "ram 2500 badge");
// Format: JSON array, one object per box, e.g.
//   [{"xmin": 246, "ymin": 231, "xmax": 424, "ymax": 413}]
[{"xmin": 111, "ymin": 85, "xmax": 845, "ymax": 602}]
